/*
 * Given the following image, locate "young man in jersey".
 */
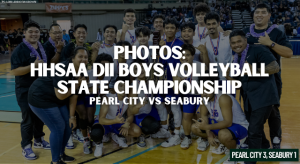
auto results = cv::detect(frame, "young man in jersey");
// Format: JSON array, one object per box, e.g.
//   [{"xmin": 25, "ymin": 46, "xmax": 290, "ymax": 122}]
[
  {"xmin": 126, "ymin": 59, "xmax": 161, "ymax": 147},
  {"xmin": 149, "ymin": 15, "xmax": 165, "ymax": 41},
  {"xmin": 243, "ymin": 3, "xmax": 293, "ymax": 149},
  {"xmin": 134, "ymin": 27, "xmax": 153, "ymax": 64},
  {"xmin": 92, "ymin": 25, "xmax": 117, "ymax": 63},
  {"xmin": 91, "ymin": 76, "xmax": 143, "ymax": 157},
  {"xmin": 200, "ymin": 12, "xmax": 233, "ymax": 88},
  {"xmin": 193, "ymin": 3, "xmax": 224, "ymax": 43},
  {"xmin": 117, "ymin": 8, "xmax": 137, "ymax": 45},
  {"xmin": 191, "ymin": 75, "xmax": 248, "ymax": 162},
  {"xmin": 10, "ymin": 20, "xmax": 50, "ymax": 160},
  {"xmin": 228, "ymin": 30, "xmax": 280, "ymax": 164},
  {"xmin": 173, "ymin": 43, "xmax": 209, "ymax": 149},
  {"xmin": 43, "ymin": 23, "xmax": 65, "ymax": 65},
  {"xmin": 154, "ymin": 18, "xmax": 184, "ymax": 148}
]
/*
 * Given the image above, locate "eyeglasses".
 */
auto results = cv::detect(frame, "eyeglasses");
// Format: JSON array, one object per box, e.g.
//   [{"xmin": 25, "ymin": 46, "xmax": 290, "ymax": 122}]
[{"xmin": 51, "ymin": 32, "xmax": 62, "ymax": 35}]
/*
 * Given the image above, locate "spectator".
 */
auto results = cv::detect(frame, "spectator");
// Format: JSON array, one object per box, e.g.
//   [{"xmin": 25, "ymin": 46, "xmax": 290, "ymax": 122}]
[
  {"xmin": 284, "ymin": 23, "xmax": 293, "ymax": 36},
  {"xmin": 96, "ymin": 28, "xmax": 103, "ymax": 42},
  {"xmin": 63, "ymin": 29, "xmax": 70, "ymax": 44},
  {"xmin": 152, "ymin": 8, "xmax": 158, "ymax": 17},
  {"xmin": 182, "ymin": 5, "xmax": 187, "ymax": 14},
  {"xmin": 278, "ymin": 4, "xmax": 284, "ymax": 13},
  {"xmin": 296, "ymin": 23, "xmax": 300, "ymax": 36},
  {"xmin": 177, "ymin": 6, "xmax": 182, "ymax": 14}
]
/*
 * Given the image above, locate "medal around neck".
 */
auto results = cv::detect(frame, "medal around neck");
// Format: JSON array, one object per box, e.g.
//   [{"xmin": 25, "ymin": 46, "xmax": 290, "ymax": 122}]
[
  {"xmin": 249, "ymin": 23, "xmax": 278, "ymax": 38},
  {"xmin": 233, "ymin": 44, "xmax": 249, "ymax": 70},
  {"xmin": 23, "ymin": 38, "xmax": 47, "ymax": 63}
]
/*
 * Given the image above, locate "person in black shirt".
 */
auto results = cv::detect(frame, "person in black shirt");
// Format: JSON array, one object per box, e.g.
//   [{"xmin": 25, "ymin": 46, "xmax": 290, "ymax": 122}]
[
  {"xmin": 10, "ymin": 20, "xmax": 50, "ymax": 160},
  {"xmin": 43, "ymin": 23, "xmax": 65, "ymax": 65},
  {"xmin": 8, "ymin": 29, "xmax": 15, "ymax": 50},
  {"xmin": 243, "ymin": 3, "xmax": 293, "ymax": 149},
  {"xmin": 28, "ymin": 47, "xmax": 88, "ymax": 164},
  {"xmin": 228, "ymin": 30, "xmax": 280, "ymax": 164}
]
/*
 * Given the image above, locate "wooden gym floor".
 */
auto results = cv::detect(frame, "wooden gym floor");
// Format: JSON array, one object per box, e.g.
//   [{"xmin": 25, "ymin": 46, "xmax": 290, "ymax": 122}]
[{"xmin": 0, "ymin": 56, "xmax": 299, "ymax": 164}]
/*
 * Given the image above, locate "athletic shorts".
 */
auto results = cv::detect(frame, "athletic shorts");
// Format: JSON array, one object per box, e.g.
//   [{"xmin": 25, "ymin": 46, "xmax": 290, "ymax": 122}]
[
  {"xmin": 219, "ymin": 80, "xmax": 235, "ymax": 97},
  {"xmin": 103, "ymin": 123, "xmax": 124, "ymax": 135},
  {"xmin": 183, "ymin": 94, "xmax": 201, "ymax": 113},
  {"xmin": 209, "ymin": 118, "xmax": 247, "ymax": 144},
  {"xmin": 77, "ymin": 94, "xmax": 97, "ymax": 107},
  {"xmin": 134, "ymin": 106, "xmax": 160, "ymax": 127}
]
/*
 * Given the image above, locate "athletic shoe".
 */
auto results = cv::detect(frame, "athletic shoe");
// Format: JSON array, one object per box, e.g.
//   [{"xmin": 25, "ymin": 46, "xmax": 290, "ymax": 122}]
[
  {"xmin": 22, "ymin": 145, "xmax": 37, "ymax": 160},
  {"xmin": 161, "ymin": 134, "xmax": 181, "ymax": 148},
  {"xmin": 240, "ymin": 138, "xmax": 248, "ymax": 149},
  {"xmin": 94, "ymin": 143, "xmax": 103, "ymax": 158},
  {"xmin": 212, "ymin": 143, "xmax": 227, "ymax": 155},
  {"xmin": 180, "ymin": 136, "xmax": 192, "ymax": 149},
  {"xmin": 191, "ymin": 132, "xmax": 199, "ymax": 139},
  {"xmin": 272, "ymin": 137, "xmax": 281, "ymax": 149},
  {"xmin": 83, "ymin": 139, "xmax": 92, "ymax": 154},
  {"xmin": 76, "ymin": 129, "xmax": 84, "ymax": 143},
  {"xmin": 137, "ymin": 135, "xmax": 146, "ymax": 148},
  {"xmin": 151, "ymin": 128, "xmax": 171, "ymax": 139},
  {"xmin": 66, "ymin": 136, "xmax": 74, "ymax": 149},
  {"xmin": 102, "ymin": 133, "xmax": 110, "ymax": 143},
  {"xmin": 196, "ymin": 137, "xmax": 209, "ymax": 151},
  {"xmin": 34, "ymin": 137, "xmax": 51, "ymax": 150},
  {"xmin": 223, "ymin": 156, "xmax": 237, "ymax": 164},
  {"xmin": 179, "ymin": 125, "xmax": 185, "ymax": 139},
  {"xmin": 51, "ymin": 160, "xmax": 66, "ymax": 164},
  {"xmin": 112, "ymin": 133, "xmax": 128, "ymax": 148},
  {"xmin": 72, "ymin": 131, "xmax": 78, "ymax": 140},
  {"xmin": 60, "ymin": 153, "xmax": 75, "ymax": 163}
]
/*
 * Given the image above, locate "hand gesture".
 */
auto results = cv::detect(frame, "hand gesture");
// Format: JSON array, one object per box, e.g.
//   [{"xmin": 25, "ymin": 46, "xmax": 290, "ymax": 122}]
[
  {"xmin": 114, "ymin": 113, "xmax": 125, "ymax": 124},
  {"xmin": 196, "ymin": 42, "xmax": 207, "ymax": 55},
  {"xmin": 56, "ymin": 41, "xmax": 64, "ymax": 52},
  {"xmin": 69, "ymin": 118, "xmax": 77, "ymax": 130},
  {"xmin": 159, "ymin": 39, "xmax": 166, "ymax": 47},
  {"xmin": 192, "ymin": 118, "xmax": 208, "ymax": 130},
  {"xmin": 34, "ymin": 56, "xmax": 43, "ymax": 68},
  {"xmin": 119, "ymin": 122, "xmax": 130, "ymax": 136},
  {"xmin": 223, "ymin": 30, "xmax": 232, "ymax": 37},
  {"xmin": 207, "ymin": 132, "xmax": 218, "ymax": 147},
  {"xmin": 258, "ymin": 32, "xmax": 272, "ymax": 46},
  {"xmin": 91, "ymin": 42, "xmax": 101, "ymax": 52},
  {"xmin": 122, "ymin": 22, "xmax": 129, "ymax": 33}
]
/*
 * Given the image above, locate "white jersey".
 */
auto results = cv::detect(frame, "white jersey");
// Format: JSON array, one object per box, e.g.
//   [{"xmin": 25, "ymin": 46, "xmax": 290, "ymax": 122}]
[
  {"xmin": 200, "ymin": 32, "xmax": 233, "ymax": 80},
  {"xmin": 135, "ymin": 79, "xmax": 153, "ymax": 115},
  {"xmin": 118, "ymin": 29, "xmax": 137, "ymax": 45},
  {"xmin": 98, "ymin": 43, "xmax": 115, "ymax": 58},
  {"xmin": 109, "ymin": 59, "xmax": 132, "ymax": 88},
  {"xmin": 192, "ymin": 40, "xmax": 201, "ymax": 62},
  {"xmin": 177, "ymin": 60, "xmax": 202, "ymax": 95},
  {"xmin": 193, "ymin": 24, "xmax": 207, "ymax": 42},
  {"xmin": 205, "ymin": 92, "xmax": 249, "ymax": 129},
  {"xmin": 149, "ymin": 33, "xmax": 166, "ymax": 42},
  {"xmin": 105, "ymin": 93, "xmax": 128, "ymax": 120},
  {"xmin": 133, "ymin": 41, "xmax": 154, "ymax": 65}
]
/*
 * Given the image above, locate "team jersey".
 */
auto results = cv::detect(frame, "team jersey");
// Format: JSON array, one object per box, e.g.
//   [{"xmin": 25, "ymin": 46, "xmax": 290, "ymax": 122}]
[
  {"xmin": 200, "ymin": 32, "xmax": 233, "ymax": 80},
  {"xmin": 193, "ymin": 25, "xmax": 207, "ymax": 42},
  {"xmin": 134, "ymin": 79, "xmax": 153, "ymax": 115},
  {"xmin": 98, "ymin": 42, "xmax": 115, "ymax": 58},
  {"xmin": 205, "ymin": 92, "xmax": 249, "ymax": 129},
  {"xmin": 118, "ymin": 29, "xmax": 137, "ymax": 45},
  {"xmin": 105, "ymin": 93, "xmax": 128, "ymax": 120},
  {"xmin": 192, "ymin": 40, "xmax": 201, "ymax": 62}
]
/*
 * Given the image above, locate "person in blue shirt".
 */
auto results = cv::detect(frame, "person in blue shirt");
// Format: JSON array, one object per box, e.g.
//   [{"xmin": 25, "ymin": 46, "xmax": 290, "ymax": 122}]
[
  {"xmin": 63, "ymin": 29, "xmax": 70, "ymax": 44},
  {"xmin": 155, "ymin": 18, "xmax": 184, "ymax": 148}
]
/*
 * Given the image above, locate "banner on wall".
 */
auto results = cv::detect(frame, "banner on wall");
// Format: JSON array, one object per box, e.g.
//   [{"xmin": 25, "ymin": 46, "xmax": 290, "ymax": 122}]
[{"xmin": 45, "ymin": 3, "xmax": 72, "ymax": 13}]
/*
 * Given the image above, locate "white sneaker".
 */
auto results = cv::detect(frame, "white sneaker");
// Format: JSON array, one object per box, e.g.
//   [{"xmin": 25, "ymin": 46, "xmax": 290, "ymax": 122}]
[
  {"xmin": 196, "ymin": 137, "xmax": 209, "ymax": 151},
  {"xmin": 151, "ymin": 128, "xmax": 171, "ymax": 139},
  {"xmin": 66, "ymin": 136, "xmax": 74, "ymax": 149},
  {"xmin": 212, "ymin": 143, "xmax": 227, "ymax": 155},
  {"xmin": 191, "ymin": 132, "xmax": 199, "ymax": 139},
  {"xmin": 76, "ymin": 129, "xmax": 84, "ymax": 143},
  {"xmin": 94, "ymin": 143, "xmax": 103, "ymax": 158},
  {"xmin": 112, "ymin": 133, "xmax": 128, "ymax": 148},
  {"xmin": 180, "ymin": 136, "xmax": 192, "ymax": 149},
  {"xmin": 83, "ymin": 140, "xmax": 92, "ymax": 154},
  {"xmin": 161, "ymin": 134, "xmax": 181, "ymax": 148},
  {"xmin": 102, "ymin": 133, "xmax": 110, "ymax": 143}
]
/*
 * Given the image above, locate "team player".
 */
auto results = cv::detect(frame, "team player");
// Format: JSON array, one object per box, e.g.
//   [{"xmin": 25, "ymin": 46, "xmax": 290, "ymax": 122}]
[
  {"xmin": 92, "ymin": 76, "xmax": 143, "ymax": 158},
  {"xmin": 126, "ymin": 59, "xmax": 161, "ymax": 147},
  {"xmin": 134, "ymin": 27, "xmax": 153, "ymax": 64},
  {"xmin": 10, "ymin": 20, "xmax": 50, "ymax": 160},
  {"xmin": 200, "ymin": 12, "xmax": 233, "ymax": 85},
  {"xmin": 43, "ymin": 23, "xmax": 65, "ymax": 65},
  {"xmin": 193, "ymin": 3, "xmax": 224, "ymax": 43},
  {"xmin": 173, "ymin": 43, "xmax": 208, "ymax": 149},
  {"xmin": 117, "ymin": 8, "xmax": 137, "ymax": 45},
  {"xmin": 149, "ymin": 15, "xmax": 165, "ymax": 41},
  {"xmin": 191, "ymin": 75, "xmax": 249, "ymax": 162},
  {"xmin": 242, "ymin": 3, "xmax": 293, "ymax": 149},
  {"xmin": 154, "ymin": 18, "xmax": 184, "ymax": 147}
]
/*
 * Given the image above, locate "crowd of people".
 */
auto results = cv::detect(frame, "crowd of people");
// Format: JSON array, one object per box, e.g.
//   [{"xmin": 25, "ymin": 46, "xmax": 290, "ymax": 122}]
[{"xmin": 10, "ymin": 2, "xmax": 293, "ymax": 164}]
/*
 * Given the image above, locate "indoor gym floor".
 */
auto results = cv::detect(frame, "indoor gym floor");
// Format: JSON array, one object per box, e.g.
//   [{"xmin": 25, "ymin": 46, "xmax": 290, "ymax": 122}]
[{"xmin": 0, "ymin": 56, "xmax": 299, "ymax": 164}]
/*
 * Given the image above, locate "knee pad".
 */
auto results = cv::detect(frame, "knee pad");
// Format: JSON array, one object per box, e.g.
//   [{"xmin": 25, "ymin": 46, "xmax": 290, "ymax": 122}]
[
  {"xmin": 141, "ymin": 116, "xmax": 161, "ymax": 135},
  {"xmin": 155, "ymin": 103, "xmax": 167, "ymax": 121},
  {"xmin": 90, "ymin": 124, "xmax": 104, "ymax": 143},
  {"xmin": 79, "ymin": 119, "xmax": 88, "ymax": 130},
  {"xmin": 171, "ymin": 104, "xmax": 182, "ymax": 128}
]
